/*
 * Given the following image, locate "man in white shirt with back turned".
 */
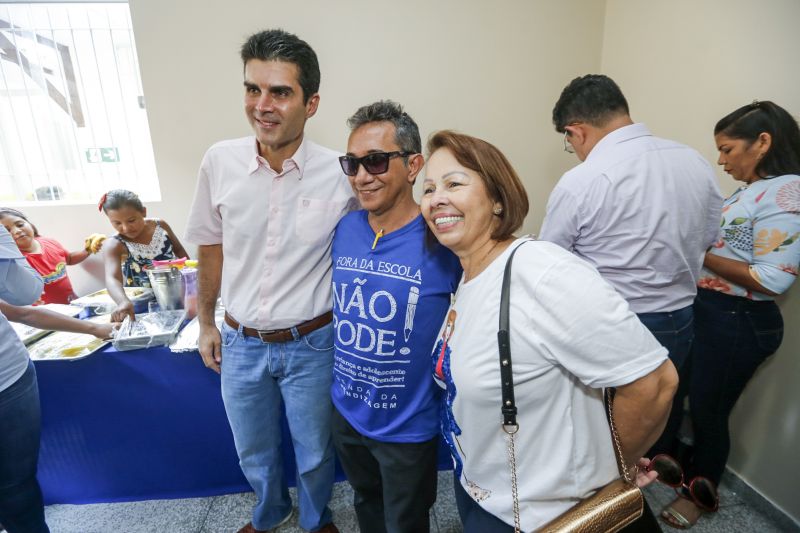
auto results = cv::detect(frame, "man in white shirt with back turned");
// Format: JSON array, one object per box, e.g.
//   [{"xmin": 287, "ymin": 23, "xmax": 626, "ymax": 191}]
[{"xmin": 539, "ymin": 74, "xmax": 722, "ymax": 460}]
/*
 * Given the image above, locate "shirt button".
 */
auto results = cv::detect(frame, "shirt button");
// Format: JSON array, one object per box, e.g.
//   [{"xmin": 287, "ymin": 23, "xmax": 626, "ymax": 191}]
[
  {"xmin": 303, "ymin": 199, "xmax": 309, "ymax": 207},
  {"xmin": 268, "ymin": 239, "xmax": 275, "ymax": 246},
  {"xmin": 271, "ymin": 207, "xmax": 278, "ymax": 214}
]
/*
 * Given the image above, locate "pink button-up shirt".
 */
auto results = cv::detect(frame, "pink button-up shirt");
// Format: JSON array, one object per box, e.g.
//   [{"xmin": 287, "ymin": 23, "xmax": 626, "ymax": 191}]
[{"xmin": 186, "ymin": 136, "xmax": 356, "ymax": 329}]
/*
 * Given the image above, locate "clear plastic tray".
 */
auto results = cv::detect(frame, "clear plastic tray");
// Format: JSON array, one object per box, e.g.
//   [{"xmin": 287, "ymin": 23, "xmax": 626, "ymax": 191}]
[
  {"xmin": 71, "ymin": 287, "xmax": 154, "ymax": 315},
  {"xmin": 169, "ymin": 301, "xmax": 225, "ymax": 353},
  {"xmin": 28, "ymin": 316, "xmax": 112, "ymax": 361},
  {"xmin": 113, "ymin": 310, "xmax": 187, "ymax": 351}
]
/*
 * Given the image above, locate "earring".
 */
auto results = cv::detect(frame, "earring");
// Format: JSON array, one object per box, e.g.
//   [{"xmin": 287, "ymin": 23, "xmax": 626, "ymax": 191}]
[{"xmin": 493, "ymin": 206, "xmax": 503, "ymax": 215}]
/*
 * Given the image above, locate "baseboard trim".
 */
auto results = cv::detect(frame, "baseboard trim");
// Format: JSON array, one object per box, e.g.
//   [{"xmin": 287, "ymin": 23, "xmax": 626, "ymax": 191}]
[{"xmin": 723, "ymin": 467, "xmax": 800, "ymax": 531}]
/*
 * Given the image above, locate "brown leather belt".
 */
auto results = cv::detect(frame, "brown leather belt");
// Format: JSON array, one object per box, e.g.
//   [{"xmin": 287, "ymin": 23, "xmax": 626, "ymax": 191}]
[{"xmin": 224, "ymin": 311, "xmax": 333, "ymax": 343}]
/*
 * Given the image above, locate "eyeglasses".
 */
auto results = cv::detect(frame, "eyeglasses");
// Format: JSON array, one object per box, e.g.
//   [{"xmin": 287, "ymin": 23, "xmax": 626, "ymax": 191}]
[
  {"xmin": 563, "ymin": 130, "xmax": 575, "ymax": 154},
  {"xmin": 338, "ymin": 151, "xmax": 414, "ymax": 176},
  {"xmin": 647, "ymin": 454, "xmax": 719, "ymax": 512},
  {"xmin": 562, "ymin": 122, "xmax": 582, "ymax": 154}
]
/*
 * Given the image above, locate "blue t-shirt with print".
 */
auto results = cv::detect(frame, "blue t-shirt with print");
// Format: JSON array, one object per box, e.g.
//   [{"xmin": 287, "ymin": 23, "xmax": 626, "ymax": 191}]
[{"xmin": 331, "ymin": 211, "xmax": 461, "ymax": 442}]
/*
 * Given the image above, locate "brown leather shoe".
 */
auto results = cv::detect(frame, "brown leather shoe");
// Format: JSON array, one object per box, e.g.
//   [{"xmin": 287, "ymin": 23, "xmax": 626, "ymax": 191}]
[
  {"xmin": 312, "ymin": 524, "xmax": 340, "ymax": 533},
  {"xmin": 237, "ymin": 509, "xmax": 293, "ymax": 533}
]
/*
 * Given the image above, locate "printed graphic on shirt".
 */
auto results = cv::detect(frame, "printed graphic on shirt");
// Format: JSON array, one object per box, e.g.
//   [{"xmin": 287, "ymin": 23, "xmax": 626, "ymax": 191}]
[
  {"xmin": 431, "ymin": 309, "xmax": 463, "ymax": 478},
  {"xmin": 776, "ymin": 180, "xmax": 800, "ymax": 213},
  {"xmin": 465, "ymin": 478, "xmax": 492, "ymax": 502},
  {"xmin": 331, "ymin": 212, "xmax": 460, "ymax": 442},
  {"xmin": 41, "ymin": 261, "xmax": 67, "ymax": 284},
  {"xmin": 431, "ymin": 308, "xmax": 491, "ymax": 500},
  {"xmin": 333, "ymin": 257, "xmax": 422, "ymax": 401}
]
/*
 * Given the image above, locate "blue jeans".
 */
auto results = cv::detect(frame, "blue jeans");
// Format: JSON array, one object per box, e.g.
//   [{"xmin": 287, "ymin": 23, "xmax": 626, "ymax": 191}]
[
  {"xmin": 685, "ymin": 289, "xmax": 783, "ymax": 485},
  {"xmin": 636, "ymin": 305, "xmax": 694, "ymax": 371},
  {"xmin": 638, "ymin": 305, "xmax": 694, "ymax": 458},
  {"xmin": 220, "ymin": 321, "xmax": 335, "ymax": 532},
  {"xmin": 0, "ymin": 360, "xmax": 50, "ymax": 533}
]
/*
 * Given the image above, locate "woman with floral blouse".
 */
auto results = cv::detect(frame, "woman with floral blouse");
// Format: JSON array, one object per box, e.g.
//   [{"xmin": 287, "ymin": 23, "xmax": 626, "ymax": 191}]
[{"xmin": 661, "ymin": 101, "xmax": 800, "ymax": 529}]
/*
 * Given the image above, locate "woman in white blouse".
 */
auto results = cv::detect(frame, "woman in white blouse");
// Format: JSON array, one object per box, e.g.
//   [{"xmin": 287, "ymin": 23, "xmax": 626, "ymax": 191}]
[{"xmin": 420, "ymin": 130, "xmax": 678, "ymax": 532}]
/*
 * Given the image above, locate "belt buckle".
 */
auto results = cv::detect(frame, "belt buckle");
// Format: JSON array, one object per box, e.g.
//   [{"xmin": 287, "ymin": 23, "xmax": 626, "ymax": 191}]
[{"xmin": 257, "ymin": 329, "xmax": 279, "ymax": 342}]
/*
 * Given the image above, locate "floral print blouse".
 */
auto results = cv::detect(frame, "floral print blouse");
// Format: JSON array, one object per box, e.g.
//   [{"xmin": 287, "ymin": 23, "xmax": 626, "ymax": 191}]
[{"xmin": 699, "ymin": 174, "xmax": 800, "ymax": 300}]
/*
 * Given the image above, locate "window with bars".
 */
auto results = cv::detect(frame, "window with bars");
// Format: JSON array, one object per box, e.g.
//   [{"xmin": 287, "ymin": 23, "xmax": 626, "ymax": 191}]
[{"xmin": 0, "ymin": 1, "xmax": 159, "ymax": 205}]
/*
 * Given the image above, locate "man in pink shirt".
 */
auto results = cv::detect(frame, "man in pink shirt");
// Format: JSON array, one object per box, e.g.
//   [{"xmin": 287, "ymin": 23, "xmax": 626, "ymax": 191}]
[{"xmin": 186, "ymin": 30, "xmax": 355, "ymax": 533}]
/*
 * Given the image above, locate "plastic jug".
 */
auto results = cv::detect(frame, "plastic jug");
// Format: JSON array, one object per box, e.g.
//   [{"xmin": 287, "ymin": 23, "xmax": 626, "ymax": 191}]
[{"xmin": 181, "ymin": 267, "xmax": 198, "ymax": 320}]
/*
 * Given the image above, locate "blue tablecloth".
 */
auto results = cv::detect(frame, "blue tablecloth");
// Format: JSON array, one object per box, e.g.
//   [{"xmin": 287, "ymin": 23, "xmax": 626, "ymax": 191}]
[
  {"xmin": 35, "ymin": 345, "xmax": 251, "ymax": 504},
  {"xmin": 35, "ymin": 344, "xmax": 452, "ymax": 504}
]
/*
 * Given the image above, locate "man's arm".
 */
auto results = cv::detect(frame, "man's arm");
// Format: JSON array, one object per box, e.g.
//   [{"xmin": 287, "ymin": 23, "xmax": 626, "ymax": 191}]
[
  {"xmin": 612, "ymin": 359, "xmax": 678, "ymax": 466},
  {"xmin": 703, "ymin": 176, "xmax": 724, "ymax": 248},
  {"xmin": 197, "ymin": 244, "xmax": 223, "ymax": 373},
  {"xmin": 538, "ymin": 186, "xmax": 580, "ymax": 251}
]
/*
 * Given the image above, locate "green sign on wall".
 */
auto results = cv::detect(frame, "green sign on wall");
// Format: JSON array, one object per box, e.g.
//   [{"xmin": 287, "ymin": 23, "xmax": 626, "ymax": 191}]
[{"xmin": 85, "ymin": 147, "xmax": 120, "ymax": 163}]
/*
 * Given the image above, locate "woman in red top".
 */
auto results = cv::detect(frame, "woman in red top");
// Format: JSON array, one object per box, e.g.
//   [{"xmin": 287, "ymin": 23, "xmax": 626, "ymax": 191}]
[{"xmin": 0, "ymin": 208, "xmax": 102, "ymax": 304}]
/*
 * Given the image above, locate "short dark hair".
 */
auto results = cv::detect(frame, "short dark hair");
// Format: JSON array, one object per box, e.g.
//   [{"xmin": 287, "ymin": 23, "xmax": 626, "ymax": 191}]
[
  {"xmin": 240, "ymin": 29, "xmax": 320, "ymax": 104},
  {"xmin": 715, "ymin": 101, "xmax": 800, "ymax": 178},
  {"xmin": 427, "ymin": 130, "xmax": 528, "ymax": 241},
  {"xmin": 0, "ymin": 207, "xmax": 38, "ymax": 236},
  {"xmin": 99, "ymin": 189, "xmax": 145, "ymax": 214},
  {"xmin": 346, "ymin": 100, "xmax": 422, "ymax": 154},
  {"xmin": 552, "ymin": 74, "xmax": 630, "ymax": 132}
]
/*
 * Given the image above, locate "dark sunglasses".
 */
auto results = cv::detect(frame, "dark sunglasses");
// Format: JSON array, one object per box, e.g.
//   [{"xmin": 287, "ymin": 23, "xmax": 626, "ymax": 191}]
[
  {"xmin": 647, "ymin": 454, "xmax": 719, "ymax": 512},
  {"xmin": 338, "ymin": 151, "xmax": 414, "ymax": 176}
]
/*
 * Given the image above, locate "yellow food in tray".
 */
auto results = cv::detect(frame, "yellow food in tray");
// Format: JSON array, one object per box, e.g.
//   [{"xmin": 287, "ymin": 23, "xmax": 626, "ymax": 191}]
[
  {"xmin": 28, "ymin": 318, "xmax": 110, "ymax": 361},
  {"xmin": 59, "ymin": 339, "xmax": 104, "ymax": 358}
]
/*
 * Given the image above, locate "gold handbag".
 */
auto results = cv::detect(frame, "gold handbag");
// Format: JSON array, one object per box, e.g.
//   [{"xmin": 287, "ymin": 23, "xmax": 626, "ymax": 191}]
[
  {"xmin": 497, "ymin": 243, "xmax": 643, "ymax": 533},
  {"xmin": 534, "ymin": 389, "xmax": 643, "ymax": 533}
]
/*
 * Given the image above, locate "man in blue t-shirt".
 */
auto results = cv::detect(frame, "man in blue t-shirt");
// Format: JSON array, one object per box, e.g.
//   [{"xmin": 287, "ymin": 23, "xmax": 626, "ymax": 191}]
[{"xmin": 331, "ymin": 101, "xmax": 461, "ymax": 533}]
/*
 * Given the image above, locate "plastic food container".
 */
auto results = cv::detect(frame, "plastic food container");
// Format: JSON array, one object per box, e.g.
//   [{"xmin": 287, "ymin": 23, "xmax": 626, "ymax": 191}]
[
  {"xmin": 113, "ymin": 310, "xmax": 187, "ymax": 351},
  {"xmin": 181, "ymin": 268, "xmax": 197, "ymax": 320}
]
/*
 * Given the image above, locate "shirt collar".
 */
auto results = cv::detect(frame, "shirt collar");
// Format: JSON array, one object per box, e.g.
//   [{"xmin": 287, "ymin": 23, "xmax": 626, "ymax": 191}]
[
  {"xmin": 586, "ymin": 123, "xmax": 652, "ymax": 162},
  {"xmin": 247, "ymin": 136, "xmax": 309, "ymax": 179}
]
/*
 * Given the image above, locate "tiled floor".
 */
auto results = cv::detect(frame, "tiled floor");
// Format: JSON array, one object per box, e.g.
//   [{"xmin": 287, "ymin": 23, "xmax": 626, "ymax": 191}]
[{"xmin": 43, "ymin": 471, "xmax": 798, "ymax": 533}]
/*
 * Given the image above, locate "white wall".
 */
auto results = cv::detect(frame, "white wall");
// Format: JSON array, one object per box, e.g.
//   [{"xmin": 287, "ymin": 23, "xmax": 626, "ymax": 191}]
[
  {"xmin": 22, "ymin": 0, "xmax": 605, "ymax": 295},
  {"xmin": 603, "ymin": 0, "xmax": 800, "ymax": 520}
]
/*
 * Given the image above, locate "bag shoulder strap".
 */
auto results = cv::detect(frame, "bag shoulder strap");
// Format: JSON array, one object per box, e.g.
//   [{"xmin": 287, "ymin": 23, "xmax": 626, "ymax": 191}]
[
  {"xmin": 498, "ymin": 241, "xmax": 526, "ymax": 430},
  {"xmin": 497, "ymin": 240, "xmax": 633, "ymax": 482}
]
